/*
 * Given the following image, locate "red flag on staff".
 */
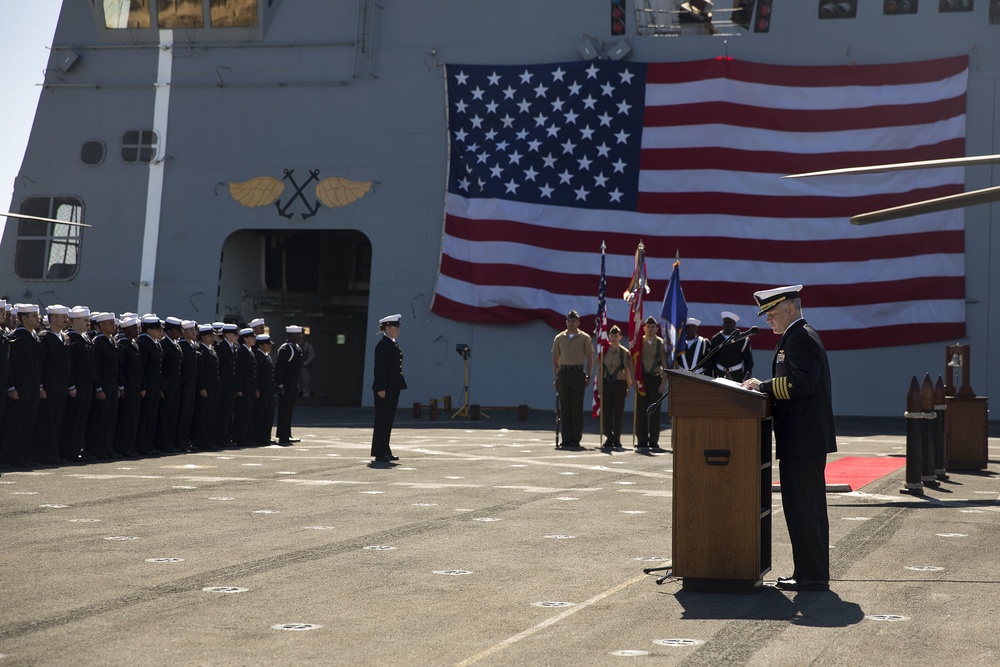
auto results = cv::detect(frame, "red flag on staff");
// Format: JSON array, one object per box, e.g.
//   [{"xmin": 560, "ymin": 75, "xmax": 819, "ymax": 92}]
[
  {"xmin": 592, "ymin": 241, "xmax": 609, "ymax": 418},
  {"xmin": 624, "ymin": 241, "xmax": 648, "ymax": 396}
]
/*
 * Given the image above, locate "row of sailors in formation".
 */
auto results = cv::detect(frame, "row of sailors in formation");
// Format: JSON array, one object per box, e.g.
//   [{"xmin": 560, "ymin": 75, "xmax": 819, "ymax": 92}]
[{"xmin": 0, "ymin": 300, "xmax": 306, "ymax": 468}]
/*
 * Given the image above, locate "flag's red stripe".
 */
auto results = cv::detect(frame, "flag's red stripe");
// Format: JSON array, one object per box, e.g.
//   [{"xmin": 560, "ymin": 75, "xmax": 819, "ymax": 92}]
[
  {"xmin": 430, "ymin": 295, "xmax": 965, "ymax": 351},
  {"xmin": 643, "ymin": 97, "xmax": 965, "ymax": 133},
  {"xmin": 682, "ymin": 278, "xmax": 964, "ymax": 309},
  {"xmin": 438, "ymin": 255, "xmax": 965, "ymax": 306},
  {"xmin": 645, "ymin": 56, "xmax": 969, "ymax": 87},
  {"xmin": 445, "ymin": 214, "xmax": 964, "ymax": 261},
  {"xmin": 636, "ymin": 185, "xmax": 963, "ymax": 218},
  {"xmin": 753, "ymin": 321, "xmax": 966, "ymax": 351},
  {"xmin": 639, "ymin": 140, "xmax": 966, "ymax": 174}
]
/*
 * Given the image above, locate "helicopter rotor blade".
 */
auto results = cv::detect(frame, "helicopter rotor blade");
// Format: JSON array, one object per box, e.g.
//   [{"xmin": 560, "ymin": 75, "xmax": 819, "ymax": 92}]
[
  {"xmin": 0, "ymin": 211, "xmax": 91, "ymax": 228},
  {"xmin": 785, "ymin": 154, "xmax": 1000, "ymax": 179},
  {"xmin": 850, "ymin": 185, "xmax": 1000, "ymax": 225}
]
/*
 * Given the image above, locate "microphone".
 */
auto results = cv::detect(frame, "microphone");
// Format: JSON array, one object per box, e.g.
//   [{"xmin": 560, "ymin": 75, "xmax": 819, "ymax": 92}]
[{"xmin": 726, "ymin": 326, "xmax": 759, "ymax": 343}]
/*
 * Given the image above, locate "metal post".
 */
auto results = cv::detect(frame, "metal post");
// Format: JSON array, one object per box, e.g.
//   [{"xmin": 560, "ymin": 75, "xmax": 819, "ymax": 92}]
[
  {"xmin": 933, "ymin": 376, "xmax": 949, "ymax": 481},
  {"xmin": 919, "ymin": 373, "xmax": 940, "ymax": 488},
  {"xmin": 901, "ymin": 376, "xmax": 924, "ymax": 495}
]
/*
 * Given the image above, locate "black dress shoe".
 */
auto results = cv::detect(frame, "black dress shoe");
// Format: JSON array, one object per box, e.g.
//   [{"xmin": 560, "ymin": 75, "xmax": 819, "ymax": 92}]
[
  {"xmin": 389, "ymin": 455, "xmax": 400, "ymax": 461},
  {"xmin": 775, "ymin": 578, "xmax": 829, "ymax": 591},
  {"xmin": 374, "ymin": 456, "xmax": 393, "ymax": 463}
]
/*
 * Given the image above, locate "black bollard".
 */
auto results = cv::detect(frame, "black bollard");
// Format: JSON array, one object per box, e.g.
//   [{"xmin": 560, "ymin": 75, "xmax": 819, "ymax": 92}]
[
  {"xmin": 933, "ymin": 376, "xmax": 949, "ymax": 481},
  {"xmin": 413, "ymin": 402, "xmax": 422, "ymax": 419},
  {"xmin": 429, "ymin": 399, "xmax": 439, "ymax": 421},
  {"xmin": 919, "ymin": 374, "xmax": 940, "ymax": 488},
  {"xmin": 902, "ymin": 376, "xmax": 924, "ymax": 495}
]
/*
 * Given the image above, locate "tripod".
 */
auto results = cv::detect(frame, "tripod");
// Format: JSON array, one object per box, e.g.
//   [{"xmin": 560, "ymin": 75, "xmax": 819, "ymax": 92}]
[{"xmin": 451, "ymin": 347, "xmax": 489, "ymax": 419}]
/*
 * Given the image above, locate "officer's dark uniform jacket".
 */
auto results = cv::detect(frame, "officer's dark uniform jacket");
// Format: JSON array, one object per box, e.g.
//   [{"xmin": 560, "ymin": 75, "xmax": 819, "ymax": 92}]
[{"xmin": 758, "ymin": 319, "xmax": 836, "ymax": 458}]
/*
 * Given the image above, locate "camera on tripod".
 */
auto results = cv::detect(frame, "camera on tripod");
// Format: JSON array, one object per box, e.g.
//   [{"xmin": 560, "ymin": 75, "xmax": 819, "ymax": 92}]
[{"xmin": 455, "ymin": 343, "xmax": 470, "ymax": 360}]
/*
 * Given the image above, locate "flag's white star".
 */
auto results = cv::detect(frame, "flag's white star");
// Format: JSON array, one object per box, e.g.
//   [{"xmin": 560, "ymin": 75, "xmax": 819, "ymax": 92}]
[
  {"xmin": 609, "ymin": 188, "xmax": 623, "ymax": 203},
  {"xmin": 519, "ymin": 70, "xmax": 533, "ymax": 84},
  {"xmin": 594, "ymin": 172, "xmax": 609, "ymax": 188},
  {"xmin": 597, "ymin": 112, "xmax": 613, "ymax": 127},
  {"xmin": 517, "ymin": 99, "xmax": 532, "ymax": 114},
  {"xmin": 471, "ymin": 86, "xmax": 485, "ymax": 100},
  {"xmin": 503, "ymin": 85, "xmax": 517, "ymax": 99},
  {"xmin": 534, "ymin": 83, "xmax": 549, "ymax": 98},
  {"xmin": 619, "ymin": 69, "xmax": 635, "ymax": 85},
  {"xmin": 485, "ymin": 100, "xmax": 499, "ymax": 114},
  {"xmin": 568, "ymin": 82, "xmax": 582, "ymax": 96},
  {"xmin": 542, "ymin": 153, "xmax": 557, "ymax": 168},
  {"xmin": 601, "ymin": 82, "xmax": 615, "ymax": 97},
  {"xmin": 484, "ymin": 129, "xmax": 497, "ymax": 141},
  {"xmin": 454, "ymin": 71, "xmax": 469, "ymax": 85},
  {"xmin": 455, "ymin": 100, "xmax": 468, "ymax": 114},
  {"xmin": 550, "ymin": 97, "xmax": 565, "ymax": 112},
  {"xmin": 534, "ymin": 113, "xmax": 548, "ymax": 127},
  {"xmin": 508, "ymin": 150, "xmax": 523, "ymax": 165},
  {"xmin": 470, "ymin": 115, "xmax": 484, "ymax": 129},
  {"xmin": 454, "ymin": 129, "xmax": 468, "ymax": 142},
  {"xmin": 545, "ymin": 125, "xmax": 560, "ymax": 138},
  {"xmin": 487, "ymin": 71, "xmax": 501, "ymax": 86},
  {"xmin": 458, "ymin": 177, "xmax": 470, "ymax": 191},
  {"xmin": 524, "ymin": 166, "xmax": 539, "ymax": 181},
  {"xmin": 564, "ymin": 110, "xmax": 579, "ymax": 125},
  {"xmin": 574, "ymin": 186, "xmax": 590, "ymax": 201},
  {"xmin": 505, "ymin": 179, "xmax": 519, "ymax": 193},
  {"xmin": 495, "ymin": 140, "xmax": 509, "ymax": 151},
  {"xmin": 539, "ymin": 183, "xmax": 554, "ymax": 198},
  {"xmin": 579, "ymin": 125, "xmax": 595, "ymax": 140},
  {"xmin": 585, "ymin": 64, "xmax": 600, "ymax": 79},
  {"xmin": 552, "ymin": 67, "xmax": 566, "ymax": 82},
  {"xmin": 500, "ymin": 114, "xmax": 515, "ymax": 128},
  {"xmin": 528, "ymin": 139, "xmax": 542, "ymax": 152},
  {"xmin": 561, "ymin": 139, "xmax": 577, "ymax": 154},
  {"xmin": 611, "ymin": 159, "xmax": 626, "ymax": 173},
  {"xmin": 477, "ymin": 152, "xmax": 490, "ymax": 164},
  {"xmin": 614, "ymin": 129, "xmax": 630, "ymax": 144},
  {"xmin": 581, "ymin": 95, "xmax": 597, "ymax": 110},
  {"xmin": 490, "ymin": 164, "xmax": 504, "ymax": 179},
  {"xmin": 558, "ymin": 170, "xmax": 574, "ymax": 184},
  {"xmin": 617, "ymin": 99, "xmax": 632, "ymax": 115},
  {"xmin": 465, "ymin": 142, "xmax": 480, "ymax": 153},
  {"xmin": 577, "ymin": 156, "xmax": 593, "ymax": 171},
  {"xmin": 595, "ymin": 142, "xmax": 611, "ymax": 158}
]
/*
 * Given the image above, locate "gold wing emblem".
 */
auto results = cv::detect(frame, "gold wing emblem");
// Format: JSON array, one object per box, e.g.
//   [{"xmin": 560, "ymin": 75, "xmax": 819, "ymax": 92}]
[
  {"xmin": 315, "ymin": 178, "xmax": 372, "ymax": 208},
  {"xmin": 229, "ymin": 176, "xmax": 285, "ymax": 207}
]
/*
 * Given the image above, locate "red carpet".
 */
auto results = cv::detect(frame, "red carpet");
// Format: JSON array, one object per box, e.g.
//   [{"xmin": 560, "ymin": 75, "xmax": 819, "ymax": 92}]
[
  {"xmin": 824, "ymin": 456, "xmax": 906, "ymax": 490},
  {"xmin": 772, "ymin": 456, "xmax": 906, "ymax": 492}
]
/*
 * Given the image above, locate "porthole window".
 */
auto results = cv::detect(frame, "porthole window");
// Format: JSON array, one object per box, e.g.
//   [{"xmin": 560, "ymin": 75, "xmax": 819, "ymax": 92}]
[
  {"xmin": 122, "ymin": 129, "xmax": 158, "ymax": 163},
  {"xmin": 81, "ymin": 140, "xmax": 106, "ymax": 166}
]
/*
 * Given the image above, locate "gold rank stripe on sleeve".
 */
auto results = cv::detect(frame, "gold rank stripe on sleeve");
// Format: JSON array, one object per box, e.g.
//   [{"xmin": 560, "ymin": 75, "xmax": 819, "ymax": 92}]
[{"xmin": 772, "ymin": 377, "xmax": 792, "ymax": 400}]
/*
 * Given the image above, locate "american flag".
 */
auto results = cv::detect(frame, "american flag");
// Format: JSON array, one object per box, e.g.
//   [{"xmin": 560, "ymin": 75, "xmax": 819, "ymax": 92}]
[
  {"xmin": 591, "ymin": 241, "xmax": 608, "ymax": 419},
  {"xmin": 432, "ymin": 57, "xmax": 968, "ymax": 351}
]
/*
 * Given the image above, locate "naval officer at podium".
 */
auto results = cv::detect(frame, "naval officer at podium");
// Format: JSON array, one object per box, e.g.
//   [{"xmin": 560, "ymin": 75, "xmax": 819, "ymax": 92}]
[{"xmin": 742, "ymin": 285, "xmax": 836, "ymax": 592}]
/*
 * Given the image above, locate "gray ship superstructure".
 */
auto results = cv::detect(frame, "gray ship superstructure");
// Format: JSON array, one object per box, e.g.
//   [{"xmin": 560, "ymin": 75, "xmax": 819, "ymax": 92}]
[{"xmin": 2, "ymin": 0, "xmax": 998, "ymax": 415}]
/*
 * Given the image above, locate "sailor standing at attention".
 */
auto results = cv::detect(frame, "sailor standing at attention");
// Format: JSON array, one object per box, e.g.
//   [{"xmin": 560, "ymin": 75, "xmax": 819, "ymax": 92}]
[{"xmin": 371, "ymin": 314, "xmax": 406, "ymax": 463}]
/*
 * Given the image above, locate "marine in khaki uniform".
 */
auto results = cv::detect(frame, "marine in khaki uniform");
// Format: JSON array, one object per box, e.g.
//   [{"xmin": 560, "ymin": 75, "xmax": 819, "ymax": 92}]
[{"xmin": 551, "ymin": 310, "xmax": 593, "ymax": 448}]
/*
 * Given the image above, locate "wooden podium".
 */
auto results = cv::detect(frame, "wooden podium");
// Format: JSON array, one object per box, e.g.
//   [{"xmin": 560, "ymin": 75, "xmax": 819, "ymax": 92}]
[{"xmin": 667, "ymin": 369, "xmax": 772, "ymax": 592}]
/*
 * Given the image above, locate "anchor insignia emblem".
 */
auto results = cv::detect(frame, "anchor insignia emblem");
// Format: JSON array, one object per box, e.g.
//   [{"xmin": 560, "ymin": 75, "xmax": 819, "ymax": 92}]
[{"xmin": 228, "ymin": 169, "xmax": 373, "ymax": 219}]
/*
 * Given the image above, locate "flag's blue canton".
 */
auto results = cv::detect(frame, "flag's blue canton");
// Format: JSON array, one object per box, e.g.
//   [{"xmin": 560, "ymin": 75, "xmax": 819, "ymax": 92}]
[{"xmin": 447, "ymin": 61, "xmax": 646, "ymax": 211}]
